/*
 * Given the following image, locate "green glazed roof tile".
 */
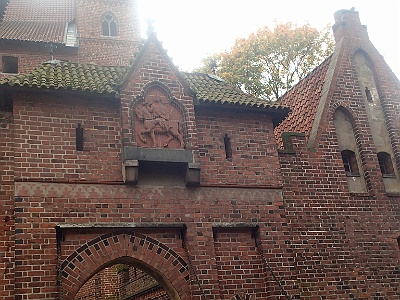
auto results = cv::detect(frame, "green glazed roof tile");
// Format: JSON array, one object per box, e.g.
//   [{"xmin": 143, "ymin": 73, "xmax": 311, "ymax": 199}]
[{"xmin": 0, "ymin": 61, "xmax": 128, "ymax": 95}]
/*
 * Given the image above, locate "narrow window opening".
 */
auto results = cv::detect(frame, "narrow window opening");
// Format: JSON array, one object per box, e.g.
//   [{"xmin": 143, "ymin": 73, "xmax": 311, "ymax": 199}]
[
  {"xmin": 377, "ymin": 152, "xmax": 395, "ymax": 177},
  {"xmin": 397, "ymin": 237, "xmax": 400, "ymax": 250},
  {"xmin": 341, "ymin": 150, "xmax": 359, "ymax": 176},
  {"xmin": 224, "ymin": 133, "xmax": 232, "ymax": 160},
  {"xmin": 2, "ymin": 56, "xmax": 18, "ymax": 74},
  {"xmin": 102, "ymin": 14, "xmax": 117, "ymax": 37},
  {"xmin": 0, "ymin": 92, "xmax": 13, "ymax": 112},
  {"xmin": 76, "ymin": 123, "xmax": 84, "ymax": 151},
  {"xmin": 365, "ymin": 87, "xmax": 373, "ymax": 102},
  {"xmin": 110, "ymin": 20, "xmax": 117, "ymax": 36}
]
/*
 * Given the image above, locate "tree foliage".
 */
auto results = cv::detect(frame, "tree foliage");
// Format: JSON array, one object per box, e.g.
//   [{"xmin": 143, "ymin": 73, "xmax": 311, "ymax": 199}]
[{"xmin": 195, "ymin": 22, "xmax": 335, "ymax": 100}]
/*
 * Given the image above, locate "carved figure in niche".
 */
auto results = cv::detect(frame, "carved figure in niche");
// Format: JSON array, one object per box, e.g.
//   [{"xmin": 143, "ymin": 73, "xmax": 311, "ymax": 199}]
[{"xmin": 134, "ymin": 94, "xmax": 184, "ymax": 148}]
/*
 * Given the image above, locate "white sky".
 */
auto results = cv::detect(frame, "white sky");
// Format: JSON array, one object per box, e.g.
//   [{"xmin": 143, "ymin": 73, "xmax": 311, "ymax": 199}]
[{"xmin": 137, "ymin": 0, "xmax": 400, "ymax": 78}]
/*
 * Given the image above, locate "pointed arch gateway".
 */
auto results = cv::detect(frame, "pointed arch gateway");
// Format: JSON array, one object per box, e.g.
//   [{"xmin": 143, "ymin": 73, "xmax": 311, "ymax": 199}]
[{"xmin": 59, "ymin": 230, "xmax": 190, "ymax": 300}]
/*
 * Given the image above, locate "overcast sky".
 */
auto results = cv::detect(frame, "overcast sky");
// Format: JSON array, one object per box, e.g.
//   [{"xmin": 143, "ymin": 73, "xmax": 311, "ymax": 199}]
[{"xmin": 137, "ymin": 0, "xmax": 400, "ymax": 78}]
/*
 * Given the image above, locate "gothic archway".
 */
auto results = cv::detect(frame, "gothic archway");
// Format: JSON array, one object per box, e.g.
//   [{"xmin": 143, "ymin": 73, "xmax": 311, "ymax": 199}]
[{"xmin": 59, "ymin": 231, "xmax": 190, "ymax": 299}]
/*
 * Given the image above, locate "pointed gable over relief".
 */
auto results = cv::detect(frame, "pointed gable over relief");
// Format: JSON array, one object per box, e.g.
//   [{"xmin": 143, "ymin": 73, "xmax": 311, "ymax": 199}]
[
  {"xmin": 120, "ymin": 30, "xmax": 201, "ymax": 186},
  {"xmin": 120, "ymin": 30, "xmax": 196, "ymax": 149}
]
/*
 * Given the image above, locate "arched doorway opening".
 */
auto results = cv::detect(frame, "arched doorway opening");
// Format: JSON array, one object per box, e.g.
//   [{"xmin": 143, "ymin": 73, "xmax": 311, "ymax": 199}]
[
  {"xmin": 59, "ymin": 231, "xmax": 190, "ymax": 300},
  {"xmin": 74, "ymin": 258, "xmax": 175, "ymax": 300}
]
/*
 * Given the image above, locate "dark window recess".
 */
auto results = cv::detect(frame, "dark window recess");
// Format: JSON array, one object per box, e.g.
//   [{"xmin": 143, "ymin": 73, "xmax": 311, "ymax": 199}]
[
  {"xmin": 377, "ymin": 152, "xmax": 395, "ymax": 177},
  {"xmin": 365, "ymin": 87, "xmax": 373, "ymax": 102},
  {"xmin": 76, "ymin": 124, "xmax": 84, "ymax": 151},
  {"xmin": 102, "ymin": 14, "xmax": 117, "ymax": 36},
  {"xmin": 0, "ymin": 92, "xmax": 13, "ymax": 112},
  {"xmin": 341, "ymin": 150, "xmax": 359, "ymax": 176},
  {"xmin": 2, "ymin": 56, "xmax": 18, "ymax": 74},
  {"xmin": 224, "ymin": 134, "xmax": 232, "ymax": 160},
  {"xmin": 397, "ymin": 237, "xmax": 400, "ymax": 250}
]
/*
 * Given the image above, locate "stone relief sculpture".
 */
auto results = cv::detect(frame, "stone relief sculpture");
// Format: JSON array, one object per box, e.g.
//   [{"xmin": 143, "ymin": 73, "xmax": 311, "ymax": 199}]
[{"xmin": 134, "ymin": 91, "xmax": 184, "ymax": 149}]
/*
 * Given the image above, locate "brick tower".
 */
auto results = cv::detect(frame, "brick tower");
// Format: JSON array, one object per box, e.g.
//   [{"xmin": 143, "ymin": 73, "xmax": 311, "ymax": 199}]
[{"xmin": 0, "ymin": 0, "xmax": 141, "ymax": 75}]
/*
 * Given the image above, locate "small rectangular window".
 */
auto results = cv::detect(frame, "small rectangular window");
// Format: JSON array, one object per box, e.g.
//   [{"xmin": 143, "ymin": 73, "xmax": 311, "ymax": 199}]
[
  {"xmin": 377, "ymin": 152, "xmax": 395, "ymax": 177},
  {"xmin": 2, "ymin": 56, "xmax": 18, "ymax": 74},
  {"xmin": 341, "ymin": 150, "xmax": 359, "ymax": 176}
]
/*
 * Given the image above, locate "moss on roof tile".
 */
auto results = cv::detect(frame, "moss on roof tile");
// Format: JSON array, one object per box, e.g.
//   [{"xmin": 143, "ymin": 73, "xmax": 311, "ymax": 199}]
[
  {"xmin": 0, "ymin": 61, "xmax": 288, "ymax": 116},
  {"xmin": 0, "ymin": 61, "xmax": 128, "ymax": 95},
  {"xmin": 181, "ymin": 72, "xmax": 286, "ymax": 110}
]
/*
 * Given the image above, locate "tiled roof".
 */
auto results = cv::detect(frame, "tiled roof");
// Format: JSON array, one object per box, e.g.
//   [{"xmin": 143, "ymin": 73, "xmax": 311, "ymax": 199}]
[
  {"xmin": 0, "ymin": 61, "xmax": 289, "ymax": 117},
  {"xmin": 0, "ymin": 61, "xmax": 128, "ymax": 95},
  {"xmin": 274, "ymin": 56, "xmax": 332, "ymax": 148},
  {"xmin": 0, "ymin": 0, "xmax": 75, "ymax": 43},
  {"xmin": 2, "ymin": 0, "xmax": 75, "ymax": 22},
  {"xmin": 181, "ymin": 72, "xmax": 287, "ymax": 110},
  {"xmin": 0, "ymin": 21, "xmax": 67, "ymax": 43}
]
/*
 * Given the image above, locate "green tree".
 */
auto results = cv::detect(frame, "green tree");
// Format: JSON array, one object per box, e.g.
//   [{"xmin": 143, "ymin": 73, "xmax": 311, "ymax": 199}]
[{"xmin": 195, "ymin": 22, "xmax": 334, "ymax": 100}]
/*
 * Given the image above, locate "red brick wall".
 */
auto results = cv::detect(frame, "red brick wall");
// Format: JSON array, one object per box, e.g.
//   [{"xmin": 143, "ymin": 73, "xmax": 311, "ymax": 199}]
[
  {"xmin": 13, "ymin": 93, "xmax": 122, "ymax": 183},
  {"xmin": 279, "ymin": 133, "xmax": 400, "ymax": 299},
  {"xmin": 274, "ymin": 12, "xmax": 400, "ymax": 298},
  {"xmin": 76, "ymin": 0, "xmax": 141, "ymax": 42},
  {"xmin": 213, "ymin": 228, "xmax": 268, "ymax": 299},
  {"xmin": 276, "ymin": 20, "xmax": 400, "ymax": 295},
  {"xmin": 1, "ymin": 6, "xmax": 399, "ymax": 300},
  {"xmin": 196, "ymin": 108, "xmax": 282, "ymax": 187},
  {"xmin": 0, "ymin": 111, "xmax": 14, "ymax": 300},
  {"xmin": 75, "ymin": 266, "xmax": 119, "ymax": 300},
  {"xmin": 76, "ymin": 39, "xmax": 139, "ymax": 66},
  {"xmin": 0, "ymin": 42, "xmax": 79, "ymax": 75},
  {"xmin": 75, "ymin": 0, "xmax": 141, "ymax": 66},
  {"xmin": 13, "ymin": 183, "xmax": 289, "ymax": 299}
]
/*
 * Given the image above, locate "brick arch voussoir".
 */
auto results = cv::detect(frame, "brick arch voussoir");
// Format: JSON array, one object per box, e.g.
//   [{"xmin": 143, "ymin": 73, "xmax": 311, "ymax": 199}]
[{"xmin": 60, "ymin": 230, "xmax": 190, "ymax": 299}]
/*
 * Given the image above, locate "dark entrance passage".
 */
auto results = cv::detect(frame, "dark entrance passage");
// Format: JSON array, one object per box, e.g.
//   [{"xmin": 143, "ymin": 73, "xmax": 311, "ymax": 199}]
[{"xmin": 75, "ymin": 263, "xmax": 170, "ymax": 300}]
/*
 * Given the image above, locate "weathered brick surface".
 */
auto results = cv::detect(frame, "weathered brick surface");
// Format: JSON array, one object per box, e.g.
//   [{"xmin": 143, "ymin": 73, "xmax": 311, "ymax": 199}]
[
  {"xmin": 214, "ymin": 228, "xmax": 269, "ymax": 298},
  {"xmin": 0, "ymin": 4, "xmax": 399, "ymax": 300},
  {"xmin": 196, "ymin": 108, "xmax": 282, "ymax": 187},
  {"xmin": 14, "ymin": 183, "xmax": 287, "ymax": 299},
  {"xmin": 276, "ymin": 10, "xmax": 400, "ymax": 299},
  {"xmin": 13, "ymin": 93, "xmax": 122, "ymax": 182},
  {"xmin": 0, "ymin": 42, "xmax": 78, "ymax": 75},
  {"xmin": 0, "ymin": 112, "xmax": 14, "ymax": 300}
]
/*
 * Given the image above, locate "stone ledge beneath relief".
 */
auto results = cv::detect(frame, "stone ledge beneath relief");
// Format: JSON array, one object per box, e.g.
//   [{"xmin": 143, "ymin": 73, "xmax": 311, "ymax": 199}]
[
  {"xmin": 123, "ymin": 147, "xmax": 200, "ymax": 187},
  {"xmin": 124, "ymin": 147, "xmax": 194, "ymax": 163}
]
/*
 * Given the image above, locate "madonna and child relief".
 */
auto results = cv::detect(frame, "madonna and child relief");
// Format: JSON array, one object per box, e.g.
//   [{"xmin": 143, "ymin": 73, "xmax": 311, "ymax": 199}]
[{"xmin": 134, "ymin": 89, "xmax": 185, "ymax": 149}]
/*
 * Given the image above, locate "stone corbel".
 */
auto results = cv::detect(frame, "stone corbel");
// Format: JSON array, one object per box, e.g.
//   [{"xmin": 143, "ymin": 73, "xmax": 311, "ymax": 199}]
[
  {"xmin": 123, "ymin": 159, "xmax": 139, "ymax": 185},
  {"xmin": 185, "ymin": 163, "xmax": 201, "ymax": 187}
]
